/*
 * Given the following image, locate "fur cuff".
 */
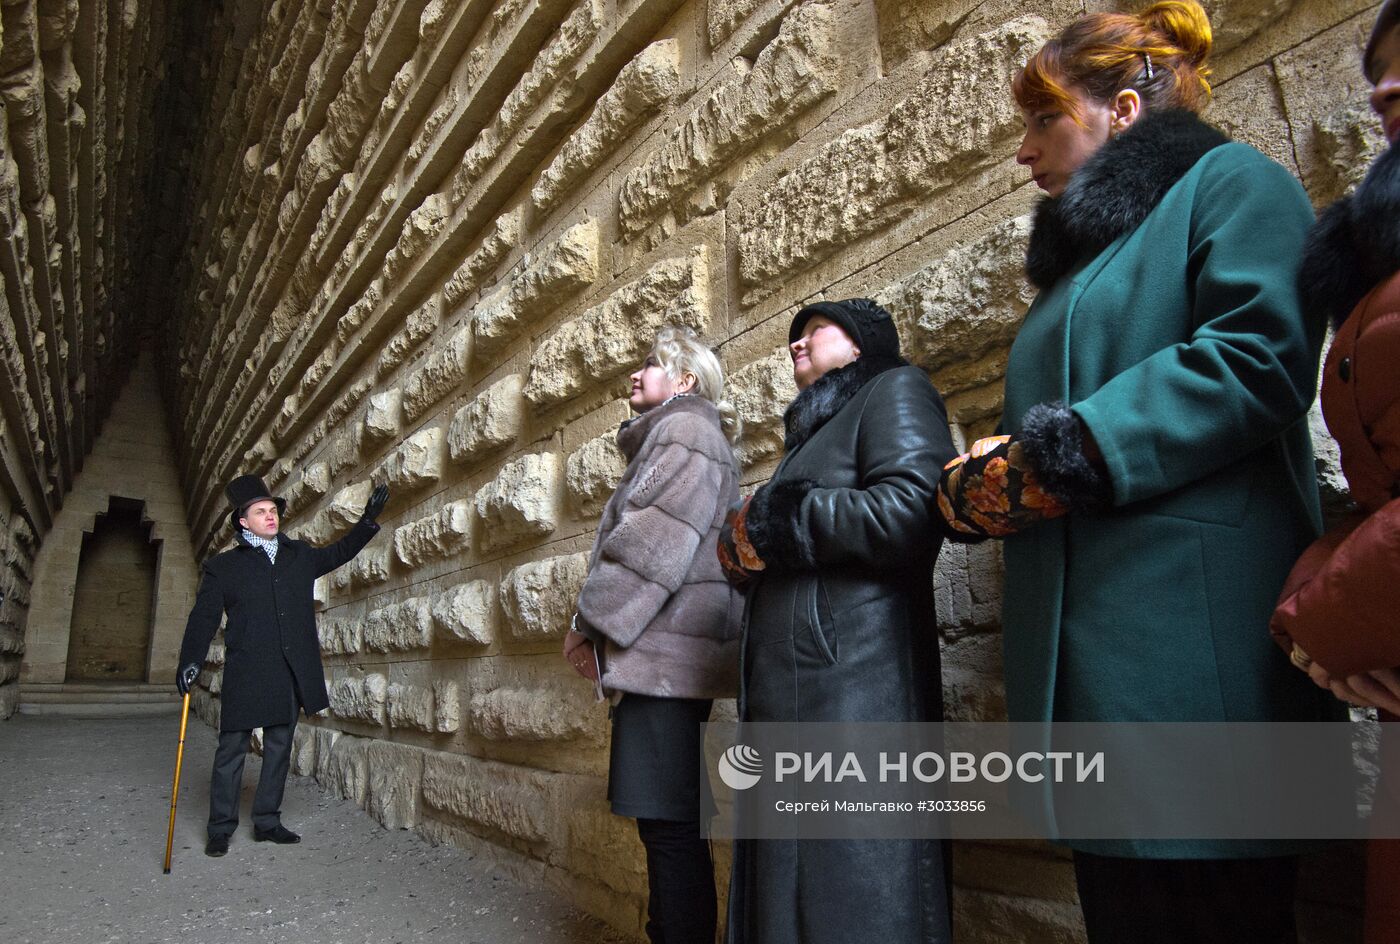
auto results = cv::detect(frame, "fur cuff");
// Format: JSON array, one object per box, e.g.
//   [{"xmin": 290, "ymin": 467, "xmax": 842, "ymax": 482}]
[
  {"xmin": 1018, "ymin": 402, "xmax": 1111, "ymax": 511},
  {"xmin": 745, "ymin": 479, "xmax": 819, "ymax": 570}
]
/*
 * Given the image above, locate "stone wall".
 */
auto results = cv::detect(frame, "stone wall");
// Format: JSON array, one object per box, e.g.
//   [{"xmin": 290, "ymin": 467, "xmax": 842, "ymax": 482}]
[
  {"xmin": 156, "ymin": 0, "xmax": 1382, "ymax": 939},
  {"xmin": 0, "ymin": 0, "xmax": 182, "ymax": 716}
]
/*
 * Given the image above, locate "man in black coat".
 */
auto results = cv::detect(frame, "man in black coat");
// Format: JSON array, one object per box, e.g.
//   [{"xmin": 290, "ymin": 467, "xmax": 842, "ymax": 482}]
[{"xmin": 176, "ymin": 474, "xmax": 389, "ymax": 857}]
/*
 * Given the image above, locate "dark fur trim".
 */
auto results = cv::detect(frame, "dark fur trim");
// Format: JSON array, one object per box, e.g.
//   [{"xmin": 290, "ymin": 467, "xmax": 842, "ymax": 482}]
[
  {"xmin": 745, "ymin": 479, "xmax": 819, "ymax": 570},
  {"xmin": 1301, "ymin": 142, "xmax": 1400, "ymax": 328},
  {"xmin": 1027, "ymin": 110, "xmax": 1229, "ymax": 289},
  {"xmin": 783, "ymin": 354, "xmax": 907, "ymax": 451},
  {"xmin": 1018, "ymin": 402, "xmax": 1110, "ymax": 511}
]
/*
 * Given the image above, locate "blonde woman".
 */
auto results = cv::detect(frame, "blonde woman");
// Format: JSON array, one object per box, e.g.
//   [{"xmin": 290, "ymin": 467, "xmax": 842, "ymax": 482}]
[{"xmin": 565, "ymin": 325, "xmax": 742, "ymax": 944}]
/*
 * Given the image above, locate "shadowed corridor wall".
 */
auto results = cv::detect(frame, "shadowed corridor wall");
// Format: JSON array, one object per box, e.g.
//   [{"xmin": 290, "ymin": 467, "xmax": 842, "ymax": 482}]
[{"xmin": 64, "ymin": 497, "xmax": 159, "ymax": 681}]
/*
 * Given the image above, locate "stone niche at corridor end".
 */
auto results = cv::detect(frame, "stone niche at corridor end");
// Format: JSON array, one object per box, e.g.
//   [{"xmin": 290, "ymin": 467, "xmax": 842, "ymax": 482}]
[{"xmin": 163, "ymin": 0, "xmax": 1370, "ymax": 939}]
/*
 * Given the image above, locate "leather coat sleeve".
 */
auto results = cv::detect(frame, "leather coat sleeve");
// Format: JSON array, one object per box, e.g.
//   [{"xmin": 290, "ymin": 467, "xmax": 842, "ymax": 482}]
[
  {"xmin": 305, "ymin": 517, "xmax": 381, "ymax": 577},
  {"xmin": 1072, "ymin": 156, "xmax": 1322, "ymax": 507},
  {"xmin": 801, "ymin": 368, "xmax": 956, "ymax": 568},
  {"xmin": 178, "ymin": 562, "xmax": 225, "ymax": 670},
  {"xmin": 1271, "ymin": 497, "xmax": 1400, "ymax": 676}
]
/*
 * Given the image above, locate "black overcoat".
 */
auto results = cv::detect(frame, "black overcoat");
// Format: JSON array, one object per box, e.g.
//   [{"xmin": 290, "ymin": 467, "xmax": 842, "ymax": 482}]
[
  {"xmin": 727, "ymin": 358, "xmax": 957, "ymax": 944},
  {"xmin": 178, "ymin": 518, "xmax": 379, "ymax": 732}
]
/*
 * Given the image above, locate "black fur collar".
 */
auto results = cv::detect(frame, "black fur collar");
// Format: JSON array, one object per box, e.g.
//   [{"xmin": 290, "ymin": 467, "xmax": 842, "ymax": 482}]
[
  {"xmin": 1300, "ymin": 141, "xmax": 1400, "ymax": 328},
  {"xmin": 783, "ymin": 354, "xmax": 907, "ymax": 451},
  {"xmin": 1026, "ymin": 109, "xmax": 1230, "ymax": 289}
]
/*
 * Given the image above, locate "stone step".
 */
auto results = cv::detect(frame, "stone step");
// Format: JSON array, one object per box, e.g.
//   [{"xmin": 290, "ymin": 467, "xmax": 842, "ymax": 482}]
[{"xmin": 19, "ymin": 682, "xmax": 183, "ymax": 718}]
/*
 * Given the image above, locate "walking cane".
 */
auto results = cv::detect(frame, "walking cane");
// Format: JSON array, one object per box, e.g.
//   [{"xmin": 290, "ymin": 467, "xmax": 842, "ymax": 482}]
[{"xmin": 163, "ymin": 691, "xmax": 192, "ymax": 874}]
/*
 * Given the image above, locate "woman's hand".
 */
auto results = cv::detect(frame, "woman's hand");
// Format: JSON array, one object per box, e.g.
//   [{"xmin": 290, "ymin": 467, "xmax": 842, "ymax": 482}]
[
  {"xmin": 562, "ymin": 626, "xmax": 600, "ymax": 682},
  {"xmin": 1304, "ymin": 658, "xmax": 1400, "ymax": 716}
]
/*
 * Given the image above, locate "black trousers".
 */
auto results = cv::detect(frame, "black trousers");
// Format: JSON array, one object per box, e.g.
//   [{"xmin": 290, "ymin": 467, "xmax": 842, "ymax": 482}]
[
  {"xmin": 1073, "ymin": 851, "xmax": 1298, "ymax": 943},
  {"xmin": 636, "ymin": 817, "xmax": 716, "ymax": 944},
  {"xmin": 208, "ymin": 720, "xmax": 296, "ymax": 839}
]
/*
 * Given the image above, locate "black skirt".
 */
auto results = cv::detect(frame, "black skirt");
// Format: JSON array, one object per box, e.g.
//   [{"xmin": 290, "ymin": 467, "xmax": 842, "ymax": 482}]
[{"xmin": 608, "ymin": 692, "xmax": 714, "ymax": 822}]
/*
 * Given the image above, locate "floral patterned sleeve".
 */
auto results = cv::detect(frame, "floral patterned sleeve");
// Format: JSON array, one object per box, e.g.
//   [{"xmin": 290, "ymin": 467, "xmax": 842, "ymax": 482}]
[{"xmin": 937, "ymin": 435, "xmax": 1068, "ymax": 539}]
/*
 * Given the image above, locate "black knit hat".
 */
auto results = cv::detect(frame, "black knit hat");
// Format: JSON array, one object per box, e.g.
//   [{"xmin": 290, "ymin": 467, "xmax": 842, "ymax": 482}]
[
  {"xmin": 1367, "ymin": 0, "xmax": 1400, "ymax": 82},
  {"xmin": 788, "ymin": 298, "xmax": 903, "ymax": 361},
  {"xmin": 225, "ymin": 474, "xmax": 286, "ymax": 530}
]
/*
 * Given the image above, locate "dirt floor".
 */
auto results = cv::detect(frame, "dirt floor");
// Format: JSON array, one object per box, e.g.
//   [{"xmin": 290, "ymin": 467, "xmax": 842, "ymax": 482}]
[{"xmin": 0, "ymin": 714, "xmax": 630, "ymax": 944}]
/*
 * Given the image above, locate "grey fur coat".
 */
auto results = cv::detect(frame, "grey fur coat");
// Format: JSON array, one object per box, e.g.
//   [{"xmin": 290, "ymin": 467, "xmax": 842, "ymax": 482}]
[{"xmin": 576, "ymin": 395, "xmax": 742, "ymax": 698}]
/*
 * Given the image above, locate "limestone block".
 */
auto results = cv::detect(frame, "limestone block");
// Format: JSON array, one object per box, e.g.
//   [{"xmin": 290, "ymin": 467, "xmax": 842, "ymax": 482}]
[
  {"xmin": 364, "ymin": 389, "xmax": 403, "ymax": 444},
  {"xmin": 1204, "ymin": 66, "xmax": 1298, "ymax": 176},
  {"xmin": 565, "ymin": 431, "xmax": 626, "ymax": 515},
  {"xmin": 349, "ymin": 545, "xmax": 393, "ymax": 588},
  {"xmin": 324, "ymin": 733, "xmax": 373, "ymax": 806},
  {"xmin": 434, "ymin": 679, "xmax": 461, "ymax": 733},
  {"xmin": 364, "ymin": 597, "xmax": 434, "ymax": 652},
  {"xmin": 523, "ymin": 248, "xmax": 710, "ymax": 407},
  {"xmin": 402, "ymin": 325, "xmax": 471, "ymax": 422},
  {"xmin": 443, "ymin": 209, "xmax": 522, "ymax": 308},
  {"xmin": 328, "ymin": 481, "xmax": 373, "ymax": 528},
  {"xmin": 729, "ymin": 348, "xmax": 798, "ymax": 466},
  {"xmin": 319, "ymin": 615, "xmax": 363, "ymax": 655},
  {"xmin": 385, "ymin": 194, "xmax": 451, "ymax": 282},
  {"xmin": 201, "ymin": 668, "xmax": 223, "ymax": 696},
  {"xmin": 377, "ymin": 300, "xmax": 439, "ymax": 380},
  {"xmin": 737, "ymin": 17, "xmax": 1051, "ymax": 286},
  {"xmin": 953, "ymin": 887, "xmax": 1084, "ymax": 944},
  {"xmin": 313, "ymin": 727, "xmax": 343, "ymax": 785},
  {"xmin": 933, "ymin": 540, "xmax": 1004, "ymax": 636},
  {"xmin": 618, "ymin": 3, "xmax": 840, "ymax": 238},
  {"xmin": 393, "ymin": 500, "xmax": 474, "ymax": 566},
  {"xmin": 365, "ymin": 740, "xmax": 424, "ymax": 829},
  {"xmin": 314, "ymin": 576, "xmax": 330, "ymax": 608},
  {"xmin": 1202, "ymin": 0, "xmax": 1299, "ymax": 53},
  {"xmin": 290, "ymin": 725, "xmax": 318, "ymax": 777},
  {"xmin": 336, "ymin": 278, "xmax": 385, "ymax": 344},
  {"xmin": 327, "ymin": 425, "xmax": 365, "ymax": 478},
  {"xmin": 874, "ymin": 216, "xmax": 1034, "ymax": 383},
  {"xmin": 1310, "ymin": 102, "xmax": 1386, "ymax": 205},
  {"xmin": 941, "ymin": 634, "xmax": 1007, "ymax": 723},
  {"xmin": 430, "ymin": 579, "xmax": 496, "ymax": 645},
  {"xmin": 708, "ymin": 0, "xmax": 767, "ymax": 47},
  {"xmin": 0, "ymin": 657, "xmax": 17, "ymax": 686},
  {"xmin": 329, "ymin": 672, "xmax": 388, "ymax": 725},
  {"xmin": 0, "ymin": 626, "xmax": 25, "ymax": 656},
  {"xmin": 420, "ymin": 749, "xmax": 557, "ymax": 845},
  {"xmin": 472, "ymin": 219, "xmax": 600, "ymax": 357},
  {"xmin": 473, "ymin": 452, "xmax": 562, "ymax": 551},
  {"xmin": 206, "ymin": 642, "xmax": 226, "ymax": 667},
  {"xmin": 500, "ymin": 552, "xmax": 590, "ymax": 641},
  {"xmin": 532, "ymin": 40, "xmax": 681, "ymax": 214},
  {"xmin": 447, "ymin": 373, "xmax": 524, "ymax": 464},
  {"xmin": 387, "ymin": 681, "xmax": 435, "ymax": 731},
  {"xmin": 468, "ymin": 672, "xmax": 596, "ymax": 742},
  {"xmin": 374, "ymin": 425, "xmax": 444, "ymax": 491}
]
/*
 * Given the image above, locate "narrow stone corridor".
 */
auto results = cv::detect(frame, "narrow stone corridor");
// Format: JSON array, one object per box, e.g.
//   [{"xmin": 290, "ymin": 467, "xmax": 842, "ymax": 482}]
[{"xmin": 0, "ymin": 715, "xmax": 626, "ymax": 944}]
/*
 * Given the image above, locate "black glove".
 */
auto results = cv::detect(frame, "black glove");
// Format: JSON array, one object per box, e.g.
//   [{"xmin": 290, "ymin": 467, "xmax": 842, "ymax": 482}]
[
  {"xmin": 361, "ymin": 484, "xmax": 389, "ymax": 523},
  {"xmin": 176, "ymin": 662, "xmax": 200, "ymax": 696}
]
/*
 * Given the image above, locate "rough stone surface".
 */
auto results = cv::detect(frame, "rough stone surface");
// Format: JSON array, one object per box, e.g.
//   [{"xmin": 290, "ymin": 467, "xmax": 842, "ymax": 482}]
[
  {"xmin": 523, "ymin": 249, "xmax": 710, "ymax": 408},
  {"xmin": 474, "ymin": 452, "xmax": 562, "ymax": 552},
  {"xmin": 737, "ymin": 18, "xmax": 1050, "ymax": 287},
  {"xmin": 365, "ymin": 739, "xmax": 426, "ymax": 829},
  {"xmin": 473, "ymin": 220, "xmax": 600, "ymax": 358},
  {"xmin": 728, "ymin": 348, "xmax": 799, "ymax": 467},
  {"xmin": 329, "ymin": 673, "xmax": 389, "ymax": 726},
  {"xmin": 500, "ymin": 553, "xmax": 591, "ymax": 642},
  {"xmin": 448, "ymin": 373, "xmax": 525, "ymax": 464},
  {"xmin": 402, "ymin": 326, "xmax": 472, "ymax": 423},
  {"xmin": 431, "ymin": 579, "xmax": 497, "ymax": 646},
  {"xmin": 364, "ymin": 597, "xmax": 435, "ymax": 652},
  {"xmin": 374, "ymin": 425, "xmax": 445, "ymax": 491},
  {"xmin": 565, "ymin": 431, "xmax": 628, "ymax": 515},
  {"xmin": 364, "ymin": 389, "xmax": 404, "ymax": 444},
  {"xmin": 393, "ymin": 500, "xmax": 474, "ymax": 566},
  {"xmin": 387, "ymin": 681, "xmax": 436, "ymax": 732}
]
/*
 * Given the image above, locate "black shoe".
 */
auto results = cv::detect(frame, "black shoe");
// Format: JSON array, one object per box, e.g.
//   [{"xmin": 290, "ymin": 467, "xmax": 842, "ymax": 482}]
[
  {"xmin": 253, "ymin": 824, "xmax": 301, "ymax": 844},
  {"xmin": 205, "ymin": 835, "xmax": 229, "ymax": 857}
]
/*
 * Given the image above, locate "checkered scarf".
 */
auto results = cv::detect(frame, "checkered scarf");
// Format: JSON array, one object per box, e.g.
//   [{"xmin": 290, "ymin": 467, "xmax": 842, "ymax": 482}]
[{"xmin": 241, "ymin": 528, "xmax": 278, "ymax": 565}]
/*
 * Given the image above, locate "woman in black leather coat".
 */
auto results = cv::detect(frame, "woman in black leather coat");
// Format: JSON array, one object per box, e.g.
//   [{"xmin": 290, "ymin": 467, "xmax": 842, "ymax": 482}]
[{"xmin": 721, "ymin": 299, "xmax": 956, "ymax": 944}]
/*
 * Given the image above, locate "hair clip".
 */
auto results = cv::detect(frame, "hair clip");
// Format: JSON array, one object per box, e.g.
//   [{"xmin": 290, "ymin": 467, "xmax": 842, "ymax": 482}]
[{"xmin": 1142, "ymin": 52, "xmax": 1154, "ymax": 80}]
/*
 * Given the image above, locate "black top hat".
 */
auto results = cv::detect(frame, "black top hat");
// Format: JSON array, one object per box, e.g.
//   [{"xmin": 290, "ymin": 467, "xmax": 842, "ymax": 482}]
[
  {"xmin": 225, "ymin": 474, "xmax": 287, "ymax": 530},
  {"xmin": 1367, "ymin": 0, "xmax": 1400, "ymax": 82},
  {"xmin": 788, "ymin": 298, "xmax": 904, "ymax": 363}
]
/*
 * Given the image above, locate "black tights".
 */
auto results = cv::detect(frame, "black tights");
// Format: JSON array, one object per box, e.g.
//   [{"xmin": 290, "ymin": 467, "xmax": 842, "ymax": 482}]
[{"xmin": 636, "ymin": 817, "xmax": 716, "ymax": 944}]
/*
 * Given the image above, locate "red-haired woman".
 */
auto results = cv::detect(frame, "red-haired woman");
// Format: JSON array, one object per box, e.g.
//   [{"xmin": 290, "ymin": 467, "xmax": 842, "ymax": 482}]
[
  {"xmin": 1271, "ymin": 2, "xmax": 1400, "ymax": 940},
  {"xmin": 938, "ymin": 2, "xmax": 1338, "ymax": 940}
]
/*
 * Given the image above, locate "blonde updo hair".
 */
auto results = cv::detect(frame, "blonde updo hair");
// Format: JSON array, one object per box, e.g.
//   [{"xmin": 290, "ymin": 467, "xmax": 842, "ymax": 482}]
[
  {"xmin": 1013, "ymin": 0, "xmax": 1214, "ymax": 122},
  {"xmin": 648, "ymin": 325, "xmax": 741, "ymax": 444}
]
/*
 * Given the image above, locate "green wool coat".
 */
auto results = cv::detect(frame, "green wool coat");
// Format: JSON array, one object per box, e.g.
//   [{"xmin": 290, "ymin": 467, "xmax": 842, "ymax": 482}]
[{"xmin": 1000, "ymin": 115, "xmax": 1343, "ymax": 857}]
